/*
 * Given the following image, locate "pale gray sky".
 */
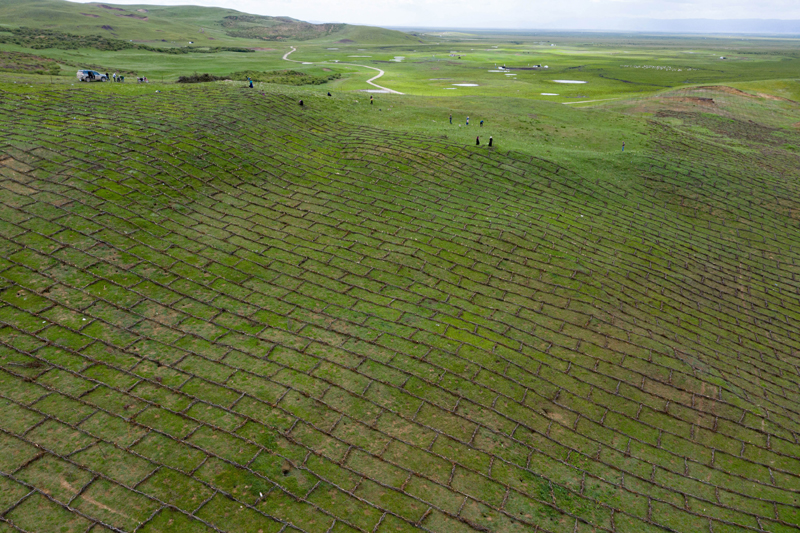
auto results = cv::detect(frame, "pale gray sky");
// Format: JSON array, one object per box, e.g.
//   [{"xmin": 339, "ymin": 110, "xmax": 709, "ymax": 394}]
[{"xmin": 70, "ymin": 0, "xmax": 800, "ymax": 29}]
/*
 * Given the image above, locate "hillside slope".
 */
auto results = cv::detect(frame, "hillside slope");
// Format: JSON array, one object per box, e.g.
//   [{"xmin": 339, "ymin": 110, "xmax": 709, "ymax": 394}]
[
  {"xmin": 0, "ymin": 0, "xmax": 419, "ymax": 45},
  {"xmin": 0, "ymin": 84, "xmax": 799, "ymax": 533}
]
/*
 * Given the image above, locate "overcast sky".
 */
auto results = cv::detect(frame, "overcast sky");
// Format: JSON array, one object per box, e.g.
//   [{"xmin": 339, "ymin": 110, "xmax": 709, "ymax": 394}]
[{"xmin": 71, "ymin": 0, "xmax": 800, "ymax": 29}]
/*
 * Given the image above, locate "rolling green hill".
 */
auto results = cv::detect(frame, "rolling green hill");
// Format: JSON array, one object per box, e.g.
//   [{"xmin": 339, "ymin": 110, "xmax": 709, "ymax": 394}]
[
  {"xmin": 0, "ymin": 0, "xmax": 421, "ymax": 45},
  {"xmin": 1, "ymin": 5, "xmax": 800, "ymax": 532},
  {"xmin": 0, "ymin": 78, "xmax": 799, "ymax": 533}
]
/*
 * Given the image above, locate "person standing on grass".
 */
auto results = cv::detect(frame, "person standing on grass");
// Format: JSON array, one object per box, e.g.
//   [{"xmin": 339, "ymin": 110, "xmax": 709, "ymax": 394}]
[
  {"xmin": 489, "ymin": 136, "xmax": 493, "ymax": 147},
  {"xmin": 466, "ymin": 116, "xmax": 470, "ymax": 126},
  {"xmin": 248, "ymin": 77, "xmax": 253, "ymax": 88},
  {"xmin": 370, "ymin": 95, "xmax": 374, "ymax": 105},
  {"xmin": 622, "ymin": 141, "xmax": 625, "ymax": 152},
  {"xmin": 476, "ymin": 136, "xmax": 480, "ymax": 146},
  {"xmin": 449, "ymin": 113, "xmax": 452, "ymax": 124},
  {"xmin": 480, "ymin": 120, "xmax": 484, "ymax": 127}
]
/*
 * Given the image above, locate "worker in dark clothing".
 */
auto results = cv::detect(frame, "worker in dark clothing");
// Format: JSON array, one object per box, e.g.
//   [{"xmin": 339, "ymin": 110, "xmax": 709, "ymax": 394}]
[
  {"xmin": 476, "ymin": 136, "xmax": 480, "ymax": 146},
  {"xmin": 489, "ymin": 136, "xmax": 493, "ymax": 147},
  {"xmin": 327, "ymin": 92, "xmax": 332, "ymax": 97},
  {"xmin": 449, "ymin": 114, "xmax": 452, "ymax": 124},
  {"xmin": 480, "ymin": 120, "xmax": 484, "ymax": 127},
  {"xmin": 370, "ymin": 95, "xmax": 374, "ymax": 105},
  {"xmin": 299, "ymin": 100, "xmax": 304, "ymax": 106},
  {"xmin": 248, "ymin": 77, "xmax": 253, "ymax": 88}
]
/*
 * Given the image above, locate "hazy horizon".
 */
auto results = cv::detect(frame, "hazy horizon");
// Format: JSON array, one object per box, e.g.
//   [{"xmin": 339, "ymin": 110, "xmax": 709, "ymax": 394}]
[{"xmin": 387, "ymin": 19, "xmax": 800, "ymax": 35}]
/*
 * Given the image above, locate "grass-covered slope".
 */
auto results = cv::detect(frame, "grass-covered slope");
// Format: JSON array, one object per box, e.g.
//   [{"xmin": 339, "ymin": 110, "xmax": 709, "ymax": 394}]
[
  {"xmin": 320, "ymin": 25, "xmax": 423, "ymax": 45},
  {"xmin": 0, "ymin": 84, "xmax": 799, "ymax": 533},
  {"xmin": 0, "ymin": 51, "xmax": 61, "ymax": 75},
  {"xmin": 0, "ymin": 0, "xmax": 420, "ymax": 46},
  {"xmin": 0, "ymin": 0, "xmax": 241, "ymax": 44}
]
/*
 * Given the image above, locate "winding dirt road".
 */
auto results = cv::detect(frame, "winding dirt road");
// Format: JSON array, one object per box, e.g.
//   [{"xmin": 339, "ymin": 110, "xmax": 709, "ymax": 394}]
[{"xmin": 283, "ymin": 46, "xmax": 403, "ymax": 95}]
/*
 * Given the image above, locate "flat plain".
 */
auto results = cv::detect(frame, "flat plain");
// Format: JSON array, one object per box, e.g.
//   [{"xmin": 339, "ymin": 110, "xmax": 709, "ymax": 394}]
[{"xmin": 1, "ymin": 3, "xmax": 800, "ymax": 533}]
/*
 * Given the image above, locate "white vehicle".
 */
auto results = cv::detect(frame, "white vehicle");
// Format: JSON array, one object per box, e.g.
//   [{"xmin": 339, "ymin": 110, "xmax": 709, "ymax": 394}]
[{"xmin": 77, "ymin": 70, "xmax": 108, "ymax": 82}]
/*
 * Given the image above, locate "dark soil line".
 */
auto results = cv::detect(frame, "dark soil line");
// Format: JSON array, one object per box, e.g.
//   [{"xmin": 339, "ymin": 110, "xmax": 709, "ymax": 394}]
[{"xmin": 598, "ymin": 73, "xmax": 673, "ymax": 88}]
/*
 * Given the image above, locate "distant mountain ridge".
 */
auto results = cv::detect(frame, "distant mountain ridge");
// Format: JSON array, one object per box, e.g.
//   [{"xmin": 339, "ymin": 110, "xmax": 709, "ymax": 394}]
[{"xmin": 0, "ymin": 0, "xmax": 421, "ymax": 45}]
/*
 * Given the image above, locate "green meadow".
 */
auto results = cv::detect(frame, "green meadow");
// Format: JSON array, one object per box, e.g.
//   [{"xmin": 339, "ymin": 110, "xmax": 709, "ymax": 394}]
[{"xmin": 1, "ymin": 2, "xmax": 800, "ymax": 533}]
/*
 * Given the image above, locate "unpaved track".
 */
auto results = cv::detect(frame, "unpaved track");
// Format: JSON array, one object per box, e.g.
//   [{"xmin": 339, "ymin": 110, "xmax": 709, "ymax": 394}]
[
  {"xmin": 563, "ymin": 98, "xmax": 619, "ymax": 105},
  {"xmin": 283, "ymin": 46, "xmax": 403, "ymax": 95}
]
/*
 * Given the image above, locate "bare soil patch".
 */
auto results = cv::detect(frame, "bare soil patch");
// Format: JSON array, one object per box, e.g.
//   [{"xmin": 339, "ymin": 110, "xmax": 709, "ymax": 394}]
[
  {"xmin": 696, "ymin": 85, "xmax": 797, "ymax": 104},
  {"xmin": 694, "ymin": 85, "xmax": 755, "ymax": 98},
  {"xmin": 668, "ymin": 96, "xmax": 716, "ymax": 107}
]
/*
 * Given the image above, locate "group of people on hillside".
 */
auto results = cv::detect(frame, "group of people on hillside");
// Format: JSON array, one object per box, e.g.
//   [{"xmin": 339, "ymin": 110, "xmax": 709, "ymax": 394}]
[
  {"xmin": 292, "ymin": 91, "xmax": 498, "ymax": 148},
  {"xmin": 449, "ymin": 113, "xmax": 492, "ymax": 147},
  {"xmin": 289, "ymin": 88, "xmax": 631, "ymax": 153},
  {"xmin": 450, "ymin": 113, "xmax": 483, "ymax": 128}
]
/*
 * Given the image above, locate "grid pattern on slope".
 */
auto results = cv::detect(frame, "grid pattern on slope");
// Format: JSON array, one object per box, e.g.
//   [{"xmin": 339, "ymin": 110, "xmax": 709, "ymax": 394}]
[{"xmin": 0, "ymin": 86, "xmax": 798, "ymax": 533}]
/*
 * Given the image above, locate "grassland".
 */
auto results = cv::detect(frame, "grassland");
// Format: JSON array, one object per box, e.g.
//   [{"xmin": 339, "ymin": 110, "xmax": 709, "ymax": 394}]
[
  {"xmin": 2, "ymin": 26, "xmax": 799, "ymax": 106},
  {"xmin": 1, "ymin": 4, "xmax": 800, "ymax": 533},
  {"xmin": 1, "ymin": 76, "xmax": 800, "ymax": 533},
  {"xmin": 0, "ymin": 0, "xmax": 420, "ymax": 46}
]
